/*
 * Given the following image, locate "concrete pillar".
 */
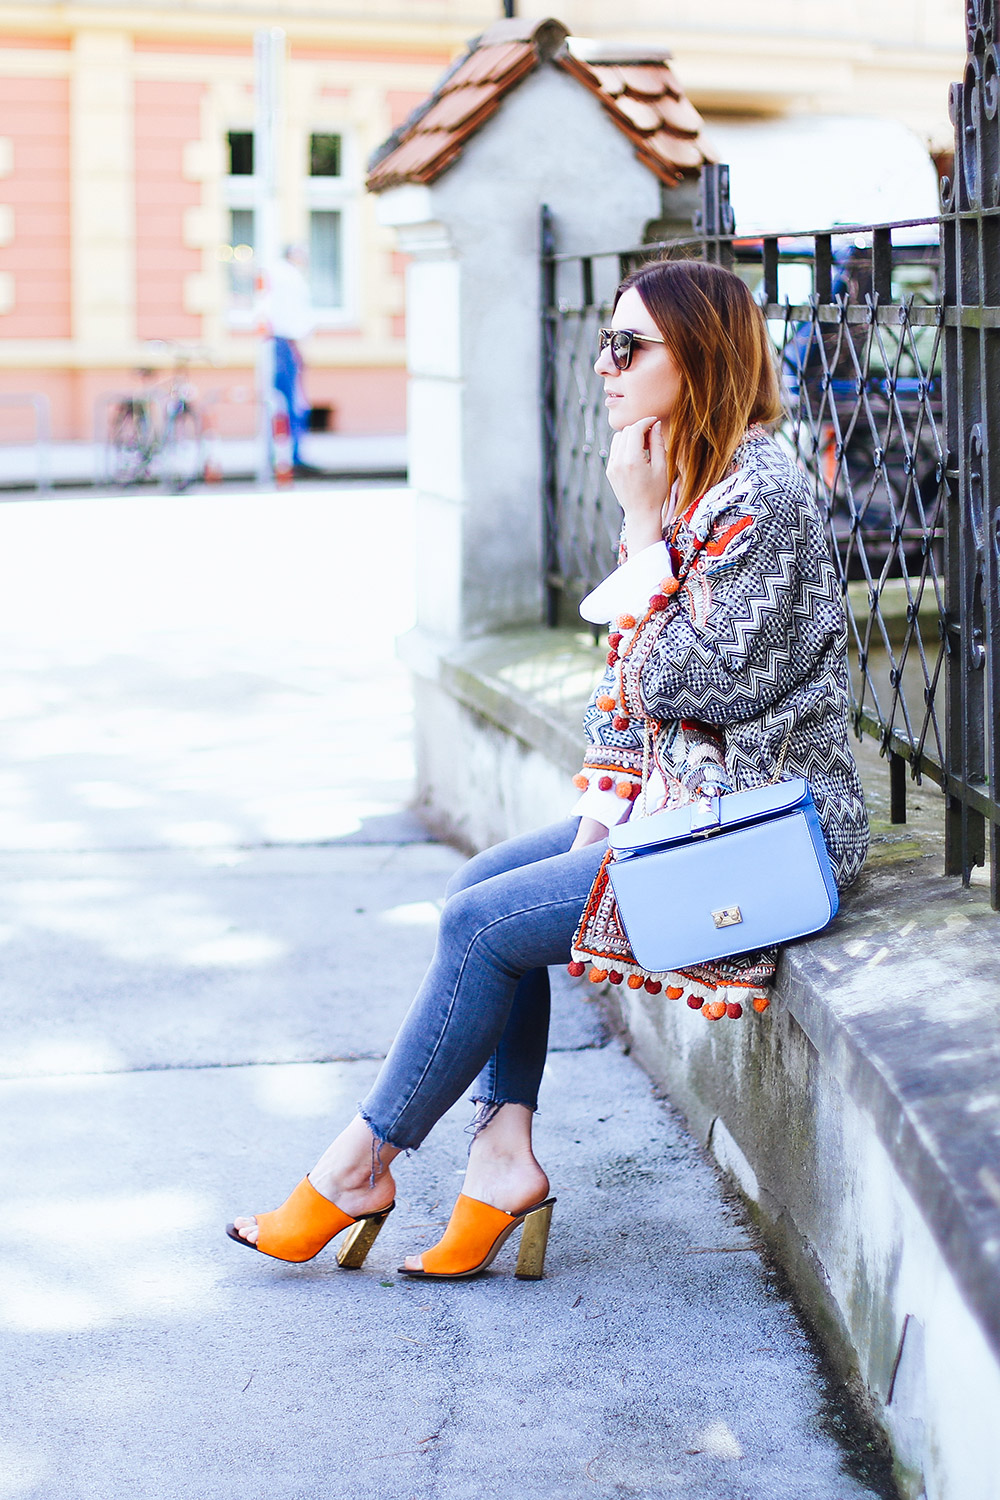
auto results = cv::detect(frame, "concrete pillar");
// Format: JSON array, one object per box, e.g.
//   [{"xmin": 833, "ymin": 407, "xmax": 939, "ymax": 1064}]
[
  {"xmin": 70, "ymin": 30, "xmax": 135, "ymax": 354},
  {"xmin": 374, "ymin": 60, "xmax": 667, "ymax": 839},
  {"xmin": 377, "ymin": 63, "xmax": 665, "ymax": 648}
]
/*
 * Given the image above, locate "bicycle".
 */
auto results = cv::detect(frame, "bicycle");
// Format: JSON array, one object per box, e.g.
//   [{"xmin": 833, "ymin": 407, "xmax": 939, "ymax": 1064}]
[{"xmin": 106, "ymin": 345, "xmax": 206, "ymax": 491}]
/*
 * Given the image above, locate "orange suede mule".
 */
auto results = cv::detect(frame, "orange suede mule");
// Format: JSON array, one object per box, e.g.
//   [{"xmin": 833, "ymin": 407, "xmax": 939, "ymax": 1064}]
[
  {"xmin": 226, "ymin": 1176, "xmax": 394, "ymax": 1266},
  {"xmin": 400, "ymin": 1193, "xmax": 556, "ymax": 1281}
]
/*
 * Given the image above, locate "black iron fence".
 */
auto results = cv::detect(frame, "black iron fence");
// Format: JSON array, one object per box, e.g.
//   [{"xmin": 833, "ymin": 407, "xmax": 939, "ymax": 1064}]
[{"xmin": 540, "ymin": 3, "xmax": 1000, "ymax": 905}]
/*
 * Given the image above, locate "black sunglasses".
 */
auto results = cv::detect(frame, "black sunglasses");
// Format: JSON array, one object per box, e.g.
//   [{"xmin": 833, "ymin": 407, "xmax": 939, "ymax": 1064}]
[{"xmin": 598, "ymin": 327, "xmax": 666, "ymax": 371}]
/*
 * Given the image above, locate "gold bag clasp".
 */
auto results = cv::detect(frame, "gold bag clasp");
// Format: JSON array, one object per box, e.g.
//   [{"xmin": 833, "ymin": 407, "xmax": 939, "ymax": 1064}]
[{"xmin": 712, "ymin": 906, "xmax": 743, "ymax": 929}]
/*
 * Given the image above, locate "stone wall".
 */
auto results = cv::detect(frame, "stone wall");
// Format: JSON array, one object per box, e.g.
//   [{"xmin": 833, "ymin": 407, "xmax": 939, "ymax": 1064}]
[{"xmin": 400, "ymin": 622, "xmax": 1000, "ymax": 1500}]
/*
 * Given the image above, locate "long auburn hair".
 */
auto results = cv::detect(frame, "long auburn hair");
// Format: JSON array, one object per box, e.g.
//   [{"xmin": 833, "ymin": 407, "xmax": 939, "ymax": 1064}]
[{"xmin": 614, "ymin": 259, "xmax": 782, "ymax": 517}]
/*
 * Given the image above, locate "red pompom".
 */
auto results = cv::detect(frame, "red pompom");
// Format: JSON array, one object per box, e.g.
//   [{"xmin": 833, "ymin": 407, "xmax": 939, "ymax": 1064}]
[
  {"xmin": 612, "ymin": 715, "xmax": 630, "ymax": 731},
  {"xmin": 567, "ymin": 961, "xmax": 585, "ymax": 978},
  {"xmin": 648, "ymin": 594, "xmax": 668, "ymax": 612},
  {"xmin": 686, "ymin": 994, "xmax": 703, "ymax": 1010},
  {"xmin": 597, "ymin": 775, "xmax": 613, "ymax": 791},
  {"xmin": 726, "ymin": 1001, "xmax": 744, "ymax": 1019},
  {"xmin": 627, "ymin": 782, "xmax": 642, "ymax": 800},
  {"xmin": 608, "ymin": 632, "xmax": 623, "ymax": 649},
  {"xmin": 606, "ymin": 650, "xmax": 619, "ymax": 666},
  {"xmin": 608, "ymin": 970, "xmax": 624, "ymax": 985},
  {"xmin": 644, "ymin": 979, "xmax": 662, "ymax": 994}
]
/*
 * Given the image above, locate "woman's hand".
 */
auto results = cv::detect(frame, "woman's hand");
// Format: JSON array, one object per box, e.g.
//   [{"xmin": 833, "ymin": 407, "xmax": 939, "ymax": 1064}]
[
  {"xmin": 606, "ymin": 418, "xmax": 669, "ymax": 554},
  {"xmin": 570, "ymin": 816, "xmax": 609, "ymax": 850}
]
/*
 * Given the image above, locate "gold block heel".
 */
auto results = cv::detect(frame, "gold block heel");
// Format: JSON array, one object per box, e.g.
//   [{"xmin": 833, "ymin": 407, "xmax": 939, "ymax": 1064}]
[
  {"xmin": 336, "ymin": 1207, "xmax": 393, "ymax": 1269},
  {"xmin": 514, "ymin": 1201, "xmax": 554, "ymax": 1280}
]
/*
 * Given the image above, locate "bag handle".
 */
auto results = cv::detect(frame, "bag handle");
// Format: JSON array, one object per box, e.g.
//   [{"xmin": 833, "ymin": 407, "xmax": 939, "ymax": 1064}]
[{"xmin": 637, "ymin": 716, "xmax": 792, "ymax": 819}]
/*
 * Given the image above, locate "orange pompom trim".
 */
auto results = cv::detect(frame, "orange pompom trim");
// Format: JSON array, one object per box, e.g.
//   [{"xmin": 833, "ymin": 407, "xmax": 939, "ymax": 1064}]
[
  {"xmin": 614, "ymin": 781, "xmax": 633, "ymax": 799},
  {"xmin": 662, "ymin": 578, "xmax": 681, "ymax": 595},
  {"xmin": 627, "ymin": 974, "xmax": 645, "ymax": 989},
  {"xmin": 703, "ymin": 1000, "xmax": 727, "ymax": 1020},
  {"xmin": 752, "ymin": 995, "xmax": 771, "ymax": 1013},
  {"xmin": 589, "ymin": 968, "xmax": 608, "ymax": 983},
  {"xmin": 665, "ymin": 986, "xmax": 683, "ymax": 1000},
  {"xmin": 617, "ymin": 613, "xmax": 636, "ymax": 630},
  {"xmin": 596, "ymin": 694, "xmax": 617, "ymax": 712},
  {"xmin": 572, "ymin": 773, "xmax": 589, "ymax": 791}
]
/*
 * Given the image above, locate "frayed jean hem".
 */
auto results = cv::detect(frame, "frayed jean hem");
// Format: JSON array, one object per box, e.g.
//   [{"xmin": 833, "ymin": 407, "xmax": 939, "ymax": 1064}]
[
  {"xmin": 466, "ymin": 1096, "xmax": 538, "ymax": 1145},
  {"xmin": 357, "ymin": 1105, "xmax": 414, "ymax": 1186}
]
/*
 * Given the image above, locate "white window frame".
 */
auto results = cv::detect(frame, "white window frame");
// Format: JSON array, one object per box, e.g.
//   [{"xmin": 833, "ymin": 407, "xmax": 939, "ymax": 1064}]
[
  {"xmin": 219, "ymin": 127, "xmax": 360, "ymax": 332},
  {"xmin": 222, "ymin": 150, "xmax": 260, "ymax": 333},
  {"xmin": 305, "ymin": 127, "xmax": 358, "ymax": 329}
]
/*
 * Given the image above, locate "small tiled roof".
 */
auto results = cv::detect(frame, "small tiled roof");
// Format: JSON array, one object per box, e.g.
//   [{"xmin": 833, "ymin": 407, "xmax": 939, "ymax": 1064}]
[
  {"xmin": 559, "ymin": 43, "xmax": 717, "ymax": 184},
  {"xmin": 366, "ymin": 17, "xmax": 715, "ymax": 194}
]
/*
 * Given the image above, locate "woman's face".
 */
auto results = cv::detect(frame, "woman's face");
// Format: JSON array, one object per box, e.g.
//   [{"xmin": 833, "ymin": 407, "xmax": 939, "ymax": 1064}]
[{"xmin": 594, "ymin": 286, "xmax": 684, "ymax": 433}]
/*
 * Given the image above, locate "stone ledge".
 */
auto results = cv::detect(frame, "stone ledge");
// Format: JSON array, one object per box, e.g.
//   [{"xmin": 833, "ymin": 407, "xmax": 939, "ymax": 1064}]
[{"xmin": 402, "ymin": 622, "xmax": 1000, "ymax": 1500}]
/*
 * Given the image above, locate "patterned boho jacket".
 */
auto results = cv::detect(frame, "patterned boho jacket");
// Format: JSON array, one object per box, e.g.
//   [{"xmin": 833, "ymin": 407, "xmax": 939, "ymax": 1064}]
[{"xmin": 569, "ymin": 428, "xmax": 869, "ymax": 1010}]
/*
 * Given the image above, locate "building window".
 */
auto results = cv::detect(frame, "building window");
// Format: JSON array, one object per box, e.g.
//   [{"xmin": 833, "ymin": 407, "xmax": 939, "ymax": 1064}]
[
  {"xmin": 309, "ymin": 133, "xmax": 341, "ymax": 178},
  {"xmin": 306, "ymin": 131, "xmax": 353, "ymax": 320},
  {"xmin": 227, "ymin": 131, "xmax": 254, "ymax": 176},
  {"xmin": 222, "ymin": 208, "xmax": 256, "ymax": 310},
  {"xmin": 222, "ymin": 134, "xmax": 259, "ymax": 325},
  {"xmin": 309, "ymin": 210, "xmax": 342, "ymax": 309}
]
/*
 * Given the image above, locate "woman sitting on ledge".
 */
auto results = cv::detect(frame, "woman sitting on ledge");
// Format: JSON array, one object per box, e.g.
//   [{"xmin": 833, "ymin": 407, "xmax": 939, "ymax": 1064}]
[{"xmin": 227, "ymin": 258, "xmax": 868, "ymax": 1280}]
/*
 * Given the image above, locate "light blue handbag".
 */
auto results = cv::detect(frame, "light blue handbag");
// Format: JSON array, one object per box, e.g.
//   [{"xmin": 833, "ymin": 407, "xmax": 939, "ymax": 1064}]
[{"xmin": 607, "ymin": 777, "xmax": 839, "ymax": 972}]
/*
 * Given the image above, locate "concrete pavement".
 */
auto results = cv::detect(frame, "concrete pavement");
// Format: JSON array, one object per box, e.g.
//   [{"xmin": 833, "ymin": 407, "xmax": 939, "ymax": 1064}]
[{"xmin": 0, "ymin": 486, "xmax": 891, "ymax": 1499}]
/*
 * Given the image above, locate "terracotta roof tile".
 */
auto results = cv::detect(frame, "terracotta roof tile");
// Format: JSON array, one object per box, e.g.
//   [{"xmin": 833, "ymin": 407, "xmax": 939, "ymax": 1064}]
[
  {"xmin": 613, "ymin": 64, "xmax": 673, "ymax": 101},
  {"xmin": 367, "ymin": 27, "xmax": 552, "ymax": 191},
  {"xmin": 377, "ymin": 132, "xmax": 463, "ymax": 186},
  {"xmin": 653, "ymin": 93, "xmax": 703, "ymax": 139},
  {"xmin": 614, "ymin": 94, "xmax": 664, "ymax": 134},
  {"xmin": 367, "ymin": 18, "xmax": 713, "ymax": 194},
  {"xmin": 556, "ymin": 50, "xmax": 715, "ymax": 185},
  {"xmin": 456, "ymin": 40, "xmax": 535, "ymax": 86},
  {"xmin": 657, "ymin": 66, "xmax": 688, "ymax": 101},
  {"xmin": 418, "ymin": 83, "xmax": 499, "ymax": 134},
  {"xmin": 639, "ymin": 130, "xmax": 714, "ymax": 174},
  {"xmin": 587, "ymin": 64, "xmax": 626, "ymax": 98}
]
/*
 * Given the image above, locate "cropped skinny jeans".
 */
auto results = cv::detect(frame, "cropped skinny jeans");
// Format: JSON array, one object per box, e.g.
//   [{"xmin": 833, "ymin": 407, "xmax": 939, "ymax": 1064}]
[{"xmin": 358, "ymin": 819, "xmax": 606, "ymax": 1151}]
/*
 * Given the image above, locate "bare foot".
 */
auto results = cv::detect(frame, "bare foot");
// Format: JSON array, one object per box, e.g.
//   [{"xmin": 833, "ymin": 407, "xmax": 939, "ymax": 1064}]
[
  {"xmin": 230, "ymin": 1168, "xmax": 396, "ymax": 1246},
  {"xmin": 403, "ymin": 1102, "xmax": 548, "ymax": 1272},
  {"xmin": 231, "ymin": 1115, "xmax": 399, "ymax": 1246}
]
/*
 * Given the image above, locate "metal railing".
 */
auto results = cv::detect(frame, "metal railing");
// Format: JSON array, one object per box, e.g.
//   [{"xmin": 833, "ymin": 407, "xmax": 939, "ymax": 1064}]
[
  {"xmin": 540, "ymin": 4, "xmax": 1000, "ymax": 905},
  {"xmin": 0, "ymin": 393, "xmax": 52, "ymax": 492}
]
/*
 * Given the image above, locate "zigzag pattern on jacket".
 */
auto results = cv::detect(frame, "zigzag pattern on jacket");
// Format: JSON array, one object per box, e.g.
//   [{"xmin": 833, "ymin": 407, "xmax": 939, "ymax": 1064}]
[{"xmin": 582, "ymin": 430, "xmax": 869, "ymax": 891}]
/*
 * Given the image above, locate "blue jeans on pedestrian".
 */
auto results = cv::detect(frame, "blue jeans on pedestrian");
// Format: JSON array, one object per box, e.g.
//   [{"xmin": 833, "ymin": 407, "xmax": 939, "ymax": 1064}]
[
  {"xmin": 273, "ymin": 336, "xmax": 307, "ymax": 465},
  {"xmin": 358, "ymin": 820, "xmax": 607, "ymax": 1152}
]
